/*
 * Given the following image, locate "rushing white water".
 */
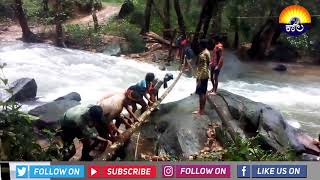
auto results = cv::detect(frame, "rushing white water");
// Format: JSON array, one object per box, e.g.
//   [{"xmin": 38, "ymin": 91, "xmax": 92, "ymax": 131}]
[{"xmin": 0, "ymin": 42, "xmax": 319, "ymax": 136}]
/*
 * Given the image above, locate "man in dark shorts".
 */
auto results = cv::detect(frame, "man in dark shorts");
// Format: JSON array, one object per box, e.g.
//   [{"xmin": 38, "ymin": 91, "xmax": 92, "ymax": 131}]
[
  {"xmin": 210, "ymin": 36, "xmax": 224, "ymax": 94},
  {"xmin": 124, "ymin": 73, "xmax": 155, "ymax": 117},
  {"xmin": 60, "ymin": 104, "xmax": 108, "ymax": 160},
  {"xmin": 193, "ymin": 40, "xmax": 210, "ymax": 115}
]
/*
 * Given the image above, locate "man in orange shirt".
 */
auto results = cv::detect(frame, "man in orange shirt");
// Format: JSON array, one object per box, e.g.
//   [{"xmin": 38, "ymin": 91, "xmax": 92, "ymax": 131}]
[{"xmin": 209, "ymin": 36, "xmax": 224, "ymax": 95}]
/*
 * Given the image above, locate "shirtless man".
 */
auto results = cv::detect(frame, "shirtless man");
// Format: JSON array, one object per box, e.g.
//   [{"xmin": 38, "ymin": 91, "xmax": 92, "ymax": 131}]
[{"xmin": 98, "ymin": 92, "xmax": 138, "ymax": 130}]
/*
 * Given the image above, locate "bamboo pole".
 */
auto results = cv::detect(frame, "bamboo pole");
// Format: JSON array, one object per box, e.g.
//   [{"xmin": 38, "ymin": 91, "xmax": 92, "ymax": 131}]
[
  {"xmin": 95, "ymin": 72, "xmax": 183, "ymax": 161},
  {"xmin": 134, "ymin": 132, "xmax": 141, "ymax": 160}
]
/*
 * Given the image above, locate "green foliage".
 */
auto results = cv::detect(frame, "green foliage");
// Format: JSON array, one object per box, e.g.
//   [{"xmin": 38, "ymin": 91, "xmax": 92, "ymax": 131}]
[
  {"xmin": 129, "ymin": 10, "xmax": 144, "ymax": 28},
  {"xmin": 23, "ymin": 0, "xmax": 43, "ymax": 20},
  {"xmin": 102, "ymin": 18, "xmax": 140, "ymax": 36},
  {"xmin": 122, "ymin": 28, "xmax": 146, "ymax": 53},
  {"xmin": 222, "ymin": 135, "xmax": 296, "ymax": 161},
  {"xmin": 0, "ymin": 64, "xmax": 62, "ymax": 161},
  {"xmin": 195, "ymin": 134, "xmax": 296, "ymax": 161},
  {"xmin": 65, "ymin": 24, "xmax": 103, "ymax": 49}
]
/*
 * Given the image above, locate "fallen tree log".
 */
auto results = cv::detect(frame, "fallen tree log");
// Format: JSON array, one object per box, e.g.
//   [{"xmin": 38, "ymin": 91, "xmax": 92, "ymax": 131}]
[
  {"xmin": 144, "ymin": 32, "xmax": 177, "ymax": 48},
  {"xmin": 95, "ymin": 71, "xmax": 183, "ymax": 161},
  {"xmin": 207, "ymin": 94, "xmax": 244, "ymax": 142}
]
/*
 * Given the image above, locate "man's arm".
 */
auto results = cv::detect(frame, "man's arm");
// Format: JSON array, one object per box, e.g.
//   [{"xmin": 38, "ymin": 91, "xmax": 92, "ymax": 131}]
[
  {"xmin": 144, "ymin": 93, "xmax": 154, "ymax": 104},
  {"xmin": 124, "ymin": 104, "xmax": 140, "ymax": 122}
]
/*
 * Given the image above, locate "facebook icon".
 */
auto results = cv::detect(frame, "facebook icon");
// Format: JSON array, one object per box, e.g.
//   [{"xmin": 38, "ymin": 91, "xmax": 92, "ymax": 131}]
[{"xmin": 237, "ymin": 165, "xmax": 250, "ymax": 178}]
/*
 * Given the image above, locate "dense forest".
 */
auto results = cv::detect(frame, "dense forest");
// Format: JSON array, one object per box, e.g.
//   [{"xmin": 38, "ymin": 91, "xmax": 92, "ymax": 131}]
[{"xmin": 0, "ymin": 0, "xmax": 319, "ymax": 61}]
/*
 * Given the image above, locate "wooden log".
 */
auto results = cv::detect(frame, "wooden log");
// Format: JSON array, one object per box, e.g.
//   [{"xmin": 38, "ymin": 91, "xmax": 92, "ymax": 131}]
[
  {"xmin": 95, "ymin": 72, "xmax": 183, "ymax": 161},
  {"xmin": 207, "ymin": 94, "xmax": 241, "ymax": 142},
  {"xmin": 145, "ymin": 32, "xmax": 177, "ymax": 48}
]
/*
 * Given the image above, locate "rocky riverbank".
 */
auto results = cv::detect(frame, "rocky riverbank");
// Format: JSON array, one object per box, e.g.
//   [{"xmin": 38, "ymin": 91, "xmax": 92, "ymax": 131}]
[{"xmin": 2, "ymin": 75, "xmax": 320, "ymax": 161}]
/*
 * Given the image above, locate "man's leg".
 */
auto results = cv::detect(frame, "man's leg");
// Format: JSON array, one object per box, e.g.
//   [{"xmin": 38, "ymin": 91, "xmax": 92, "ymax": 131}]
[
  {"xmin": 213, "ymin": 70, "xmax": 220, "ymax": 93},
  {"xmin": 116, "ymin": 116, "xmax": 131, "ymax": 129},
  {"xmin": 193, "ymin": 79, "xmax": 204, "ymax": 115},
  {"xmin": 138, "ymin": 98, "xmax": 148, "ymax": 113},
  {"xmin": 210, "ymin": 66, "xmax": 215, "ymax": 92},
  {"xmin": 80, "ymin": 138, "xmax": 93, "ymax": 161},
  {"xmin": 199, "ymin": 94, "xmax": 206, "ymax": 115}
]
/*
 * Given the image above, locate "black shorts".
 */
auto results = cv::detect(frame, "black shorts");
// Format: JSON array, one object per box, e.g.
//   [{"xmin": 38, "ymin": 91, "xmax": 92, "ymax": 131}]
[
  {"xmin": 195, "ymin": 79, "xmax": 208, "ymax": 95},
  {"xmin": 210, "ymin": 65, "xmax": 220, "ymax": 78}
]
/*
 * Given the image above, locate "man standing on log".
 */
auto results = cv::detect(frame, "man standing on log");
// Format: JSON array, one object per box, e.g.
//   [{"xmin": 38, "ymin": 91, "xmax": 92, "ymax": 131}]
[
  {"xmin": 210, "ymin": 36, "xmax": 224, "ymax": 95},
  {"xmin": 193, "ymin": 40, "xmax": 210, "ymax": 115}
]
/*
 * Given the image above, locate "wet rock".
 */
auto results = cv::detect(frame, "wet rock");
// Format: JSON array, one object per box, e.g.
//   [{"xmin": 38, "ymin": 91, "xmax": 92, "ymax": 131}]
[
  {"xmin": 29, "ymin": 100, "xmax": 80, "ymax": 129},
  {"xmin": 217, "ymin": 89, "xmax": 314, "ymax": 154},
  {"xmin": 103, "ymin": 43, "xmax": 121, "ymax": 56},
  {"xmin": 158, "ymin": 65, "xmax": 166, "ymax": 71},
  {"xmin": 117, "ymin": 0, "xmax": 134, "ymax": 19},
  {"xmin": 0, "ymin": 78, "xmax": 37, "ymax": 102},
  {"xmin": 273, "ymin": 64, "xmax": 287, "ymax": 72},
  {"xmin": 268, "ymin": 44, "xmax": 299, "ymax": 62},
  {"xmin": 54, "ymin": 92, "xmax": 81, "ymax": 102},
  {"xmin": 124, "ymin": 94, "xmax": 219, "ymax": 160},
  {"xmin": 302, "ymin": 153, "xmax": 320, "ymax": 161},
  {"xmin": 152, "ymin": 53, "xmax": 159, "ymax": 62}
]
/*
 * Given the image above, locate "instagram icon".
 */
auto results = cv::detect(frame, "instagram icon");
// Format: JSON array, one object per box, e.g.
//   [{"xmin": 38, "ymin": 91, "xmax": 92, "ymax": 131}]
[{"xmin": 162, "ymin": 165, "xmax": 175, "ymax": 178}]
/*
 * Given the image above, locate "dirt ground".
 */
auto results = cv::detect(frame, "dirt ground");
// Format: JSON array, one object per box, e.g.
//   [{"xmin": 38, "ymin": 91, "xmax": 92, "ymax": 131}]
[{"xmin": 0, "ymin": 4, "xmax": 120, "ymax": 42}]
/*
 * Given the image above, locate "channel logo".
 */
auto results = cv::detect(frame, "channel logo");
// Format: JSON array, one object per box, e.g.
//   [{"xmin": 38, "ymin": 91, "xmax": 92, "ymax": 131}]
[
  {"xmin": 16, "ymin": 165, "xmax": 28, "ymax": 178},
  {"xmin": 279, "ymin": 5, "xmax": 311, "ymax": 36},
  {"xmin": 237, "ymin": 165, "xmax": 250, "ymax": 178},
  {"xmin": 162, "ymin": 165, "xmax": 175, "ymax": 178}
]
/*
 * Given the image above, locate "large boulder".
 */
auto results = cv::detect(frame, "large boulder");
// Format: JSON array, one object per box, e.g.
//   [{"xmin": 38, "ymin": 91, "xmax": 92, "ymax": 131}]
[
  {"xmin": 117, "ymin": 0, "xmax": 134, "ymax": 19},
  {"xmin": 0, "ymin": 78, "xmax": 37, "ymax": 102},
  {"xmin": 54, "ymin": 92, "xmax": 81, "ymax": 102},
  {"xmin": 268, "ymin": 43, "xmax": 300, "ymax": 62},
  {"xmin": 273, "ymin": 64, "xmax": 287, "ymax": 72},
  {"xmin": 29, "ymin": 93, "xmax": 81, "ymax": 129},
  {"xmin": 217, "ymin": 90, "xmax": 319, "ymax": 157},
  {"xmin": 124, "ymin": 94, "xmax": 220, "ymax": 160}
]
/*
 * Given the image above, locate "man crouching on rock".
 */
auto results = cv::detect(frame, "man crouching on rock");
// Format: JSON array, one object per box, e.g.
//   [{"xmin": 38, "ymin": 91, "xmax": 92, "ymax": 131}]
[
  {"xmin": 124, "ymin": 73, "xmax": 156, "ymax": 115},
  {"xmin": 98, "ymin": 92, "xmax": 137, "ymax": 131},
  {"xmin": 59, "ymin": 104, "xmax": 109, "ymax": 161}
]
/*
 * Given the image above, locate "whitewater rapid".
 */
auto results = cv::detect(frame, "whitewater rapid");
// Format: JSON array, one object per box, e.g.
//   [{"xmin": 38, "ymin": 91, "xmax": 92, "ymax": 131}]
[{"xmin": 0, "ymin": 42, "xmax": 319, "ymax": 136}]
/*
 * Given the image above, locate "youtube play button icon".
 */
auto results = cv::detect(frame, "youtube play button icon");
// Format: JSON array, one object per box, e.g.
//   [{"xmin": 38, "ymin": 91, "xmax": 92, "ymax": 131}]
[{"xmin": 88, "ymin": 166, "xmax": 101, "ymax": 178}]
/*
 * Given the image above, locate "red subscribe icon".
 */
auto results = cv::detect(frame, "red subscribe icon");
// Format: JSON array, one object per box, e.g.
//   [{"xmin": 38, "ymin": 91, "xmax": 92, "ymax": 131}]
[{"xmin": 98, "ymin": 165, "xmax": 157, "ymax": 178}]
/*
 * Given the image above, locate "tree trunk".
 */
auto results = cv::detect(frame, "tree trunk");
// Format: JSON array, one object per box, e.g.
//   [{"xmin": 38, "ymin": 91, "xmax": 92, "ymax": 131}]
[
  {"xmin": 43, "ymin": 0, "xmax": 49, "ymax": 17},
  {"xmin": 91, "ymin": 0, "xmax": 99, "ymax": 32},
  {"xmin": 192, "ymin": 0, "xmax": 215, "ymax": 45},
  {"xmin": 151, "ymin": 1, "xmax": 165, "ymax": 25},
  {"xmin": 248, "ymin": 18, "xmax": 279, "ymax": 59},
  {"xmin": 14, "ymin": 0, "xmax": 38, "ymax": 42},
  {"xmin": 141, "ymin": 0, "xmax": 153, "ymax": 34},
  {"xmin": 193, "ymin": 0, "xmax": 208, "ymax": 42},
  {"xmin": 211, "ymin": 1, "xmax": 222, "ymax": 35},
  {"xmin": 163, "ymin": 0, "xmax": 171, "ymax": 39},
  {"xmin": 173, "ymin": 0, "xmax": 186, "ymax": 37},
  {"xmin": 95, "ymin": 71, "xmax": 183, "ymax": 161},
  {"xmin": 233, "ymin": 18, "xmax": 239, "ymax": 49},
  {"xmin": 201, "ymin": 0, "xmax": 215, "ymax": 39},
  {"xmin": 185, "ymin": 0, "xmax": 192, "ymax": 13},
  {"xmin": 55, "ymin": 0, "xmax": 66, "ymax": 47}
]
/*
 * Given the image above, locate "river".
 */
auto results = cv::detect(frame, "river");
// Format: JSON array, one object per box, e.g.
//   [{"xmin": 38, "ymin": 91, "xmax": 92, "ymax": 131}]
[{"xmin": 0, "ymin": 42, "xmax": 319, "ymax": 137}]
